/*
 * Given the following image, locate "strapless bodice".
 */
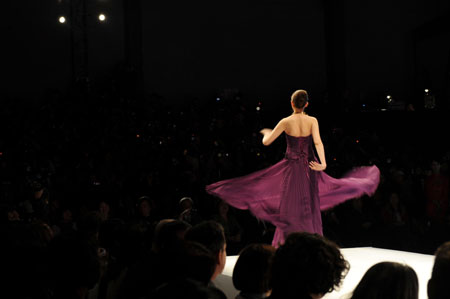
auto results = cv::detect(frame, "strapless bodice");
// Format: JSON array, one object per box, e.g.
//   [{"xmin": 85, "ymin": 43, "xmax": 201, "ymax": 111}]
[{"xmin": 284, "ymin": 134, "xmax": 314, "ymax": 161}]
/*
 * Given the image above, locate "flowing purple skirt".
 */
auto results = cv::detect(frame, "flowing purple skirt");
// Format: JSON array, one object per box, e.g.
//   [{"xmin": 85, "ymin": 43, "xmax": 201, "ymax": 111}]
[{"xmin": 206, "ymin": 135, "xmax": 380, "ymax": 247}]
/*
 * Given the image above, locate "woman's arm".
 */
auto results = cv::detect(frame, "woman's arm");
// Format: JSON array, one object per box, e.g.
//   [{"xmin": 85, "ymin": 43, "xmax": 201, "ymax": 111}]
[
  {"xmin": 260, "ymin": 118, "xmax": 286, "ymax": 146},
  {"xmin": 310, "ymin": 117, "xmax": 327, "ymax": 171}
]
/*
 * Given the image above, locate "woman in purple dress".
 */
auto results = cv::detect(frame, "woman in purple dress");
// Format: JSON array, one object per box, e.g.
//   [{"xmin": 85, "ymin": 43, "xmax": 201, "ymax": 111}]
[{"xmin": 206, "ymin": 90, "xmax": 380, "ymax": 247}]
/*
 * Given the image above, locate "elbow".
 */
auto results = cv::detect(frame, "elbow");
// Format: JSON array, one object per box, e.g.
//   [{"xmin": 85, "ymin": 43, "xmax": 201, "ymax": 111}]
[{"xmin": 262, "ymin": 137, "xmax": 271, "ymax": 146}]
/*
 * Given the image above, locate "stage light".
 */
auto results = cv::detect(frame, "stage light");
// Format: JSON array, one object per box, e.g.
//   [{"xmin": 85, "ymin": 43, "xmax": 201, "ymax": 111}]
[
  {"xmin": 59, "ymin": 16, "xmax": 66, "ymax": 24},
  {"xmin": 256, "ymin": 106, "xmax": 261, "ymax": 111},
  {"xmin": 424, "ymin": 89, "xmax": 429, "ymax": 93},
  {"xmin": 386, "ymin": 95, "xmax": 393, "ymax": 104},
  {"xmin": 98, "ymin": 14, "xmax": 106, "ymax": 22}
]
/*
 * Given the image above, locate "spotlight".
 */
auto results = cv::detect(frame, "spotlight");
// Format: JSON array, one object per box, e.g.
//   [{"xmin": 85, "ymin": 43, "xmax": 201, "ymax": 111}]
[
  {"xmin": 98, "ymin": 14, "xmax": 106, "ymax": 22},
  {"xmin": 59, "ymin": 16, "xmax": 66, "ymax": 24},
  {"xmin": 386, "ymin": 95, "xmax": 393, "ymax": 104}
]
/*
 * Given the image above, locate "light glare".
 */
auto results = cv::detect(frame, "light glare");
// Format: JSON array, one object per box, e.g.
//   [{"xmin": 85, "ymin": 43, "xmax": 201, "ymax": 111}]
[
  {"xmin": 59, "ymin": 16, "xmax": 66, "ymax": 24},
  {"xmin": 99, "ymin": 14, "xmax": 106, "ymax": 21}
]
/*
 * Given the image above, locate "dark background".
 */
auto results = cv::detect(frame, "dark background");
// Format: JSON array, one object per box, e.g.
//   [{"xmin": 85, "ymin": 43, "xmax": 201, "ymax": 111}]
[{"xmin": 2, "ymin": 0, "xmax": 449, "ymax": 107}]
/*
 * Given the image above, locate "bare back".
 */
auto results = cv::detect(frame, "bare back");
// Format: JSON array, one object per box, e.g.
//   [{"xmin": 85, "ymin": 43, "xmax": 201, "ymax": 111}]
[{"xmin": 284, "ymin": 114, "xmax": 314, "ymax": 137}]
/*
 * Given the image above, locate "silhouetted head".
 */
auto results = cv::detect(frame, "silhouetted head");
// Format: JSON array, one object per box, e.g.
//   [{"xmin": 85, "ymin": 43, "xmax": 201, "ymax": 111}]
[
  {"xmin": 152, "ymin": 219, "xmax": 191, "ymax": 254},
  {"xmin": 154, "ymin": 278, "xmax": 226, "ymax": 299},
  {"xmin": 233, "ymin": 243, "xmax": 275, "ymax": 295},
  {"xmin": 185, "ymin": 221, "xmax": 227, "ymax": 280},
  {"xmin": 270, "ymin": 232, "xmax": 348, "ymax": 299},
  {"xmin": 180, "ymin": 241, "xmax": 217, "ymax": 285},
  {"xmin": 179, "ymin": 197, "xmax": 194, "ymax": 211},
  {"xmin": 428, "ymin": 241, "xmax": 450, "ymax": 299},
  {"xmin": 351, "ymin": 262, "xmax": 418, "ymax": 299},
  {"xmin": 137, "ymin": 196, "xmax": 153, "ymax": 217},
  {"xmin": 291, "ymin": 90, "xmax": 309, "ymax": 109}
]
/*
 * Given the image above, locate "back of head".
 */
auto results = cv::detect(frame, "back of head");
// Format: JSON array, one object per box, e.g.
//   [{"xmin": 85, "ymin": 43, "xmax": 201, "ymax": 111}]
[
  {"xmin": 270, "ymin": 232, "xmax": 348, "ymax": 299},
  {"xmin": 428, "ymin": 242, "xmax": 450, "ymax": 299},
  {"xmin": 153, "ymin": 219, "xmax": 191, "ymax": 254},
  {"xmin": 181, "ymin": 241, "xmax": 217, "ymax": 285},
  {"xmin": 351, "ymin": 262, "xmax": 418, "ymax": 299},
  {"xmin": 184, "ymin": 220, "xmax": 226, "ymax": 257},
  {"xmin": 49, "ymin": 233, "xmax": 100, "ymax": 296},
  {"xmin": 291, "ymin": 90, "xmax": 309, "ymax": 109},
  {"xmin": 233, "ymin": 243, "xmax": 275, "ymax": 294},
  {"xmin": 154, "ymin": 278, "xmax": 226, "ymax": 299}
]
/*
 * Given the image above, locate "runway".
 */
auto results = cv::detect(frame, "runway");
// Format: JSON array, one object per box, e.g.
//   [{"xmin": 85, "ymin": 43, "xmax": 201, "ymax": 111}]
[{"xmin": 215, "ymin": 247, "xmax": 434, "ymax": 299}]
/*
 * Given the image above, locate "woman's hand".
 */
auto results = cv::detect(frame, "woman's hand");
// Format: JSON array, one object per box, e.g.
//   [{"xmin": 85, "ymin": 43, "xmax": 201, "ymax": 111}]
[
  {"xmin": 309, "ymin": 161, "xmax": 326, "ymax": 171},
  {"xmin": 260, "ymin": 128, "xmax": 272, "ymax": 136}
]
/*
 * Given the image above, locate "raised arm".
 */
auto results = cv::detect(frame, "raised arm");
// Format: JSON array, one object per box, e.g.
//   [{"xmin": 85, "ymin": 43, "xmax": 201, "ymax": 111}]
[
  {"xmin": 310, "ymin": 117, "xmax": 327, "ymax": 171},
  {"xmin": 260, "ymin": 118, "xmax": 286, "ymax": 146}
]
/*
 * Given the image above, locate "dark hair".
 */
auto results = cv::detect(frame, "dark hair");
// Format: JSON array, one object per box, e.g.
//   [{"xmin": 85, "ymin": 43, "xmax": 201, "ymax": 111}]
[
  {"xmin": 270, "ymin": 232, "xmax": 349, "ymax": 299},
  {"xmin": 233, "ymin": 243, "xmax": 275, "ymax": 294},
  {"xmin": 49, "ymin": 233, "xmax": 100, "ymax": 294},
  {"xmin": 291, "ymin": 90, "xmax": 309, "ymax": 109},
  {"xmin": 154, "ymin": 278, "xmax": 226, "ymax": 299},
  {"xmin": 184, "ymin": 220, "xmax": 226, "ymax": 257},
  {"xmin": 181, "ymin": 241, "xmax": 217, "ymax": 285},
  {"xmin": 351, "ymin": 262, "xmax": 418, "ymax": 299},
  {"xmin": 153, "ymin": 219, "xmax": 191, "ymax": 253},
  {"xmin": 428, "ymin": 241, "xmax": 450, "ymax": 299}
]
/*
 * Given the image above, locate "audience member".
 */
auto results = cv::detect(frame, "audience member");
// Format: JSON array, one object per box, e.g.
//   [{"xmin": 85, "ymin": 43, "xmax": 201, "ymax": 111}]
[
  {"xmin": 269, "ymin": 232, "xmax": 349, "ymax": 299},
  {"xmin": 212, "ymin": 200, "xmax": 243, "ymax": 255},
  {"xmin": 120, "ymin": 219, "xmax": 191, "ymax": 299},
  {"xmin": 233, "ymin": 243, "xmax": 275, "ymax": 299},
  {"xmin": 49, "ymin": 232, "xmax": 101, "ymax": 299},
  {"xmin": 428, "ymin": 241, "xmax": 450, "ymax": 299},
  {"xmin": 177, "ymin": 196, "xmax": 202, "ymax": 225},
  {"xmin": 180, "ymin": 240, "xmax": 217, "ymax": 285},
  {"xmin": 129, "ymin": 196, "xmax": 158, "ymax": 240},
  {"xmin": 153, "ymin": 278, "xmax": 226, "ymax": 299},
  {"xmin": 185, "ymin": 220, "xmax": 227, "ymax": 283},
  {"xmin": 350, "ymin": 262, "xmax": 418, "ymax": 299}
]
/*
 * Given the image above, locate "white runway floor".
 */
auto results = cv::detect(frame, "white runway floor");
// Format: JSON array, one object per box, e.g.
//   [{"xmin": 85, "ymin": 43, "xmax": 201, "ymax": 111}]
[{"xmin": 215, "ymin": 247, "xmax": 435, "ymax": 299}]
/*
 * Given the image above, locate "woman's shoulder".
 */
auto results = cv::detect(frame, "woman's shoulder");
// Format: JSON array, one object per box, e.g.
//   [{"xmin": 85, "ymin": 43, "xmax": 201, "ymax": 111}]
[{"xmin": 306, "ymin": 114, "xmax": 318, "ymax": 123}]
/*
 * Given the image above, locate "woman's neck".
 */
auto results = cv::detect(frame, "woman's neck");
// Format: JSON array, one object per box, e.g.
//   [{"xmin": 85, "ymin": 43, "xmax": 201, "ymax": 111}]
[{"xmin": 293, "ymin": 109, "xmax": 305, "ymax": 114}]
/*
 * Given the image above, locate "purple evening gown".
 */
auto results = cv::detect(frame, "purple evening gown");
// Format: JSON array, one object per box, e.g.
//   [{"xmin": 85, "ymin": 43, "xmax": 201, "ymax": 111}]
[{"xmin": 206, "ymin": 134, "xmax": 380, "ymax": 247}]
